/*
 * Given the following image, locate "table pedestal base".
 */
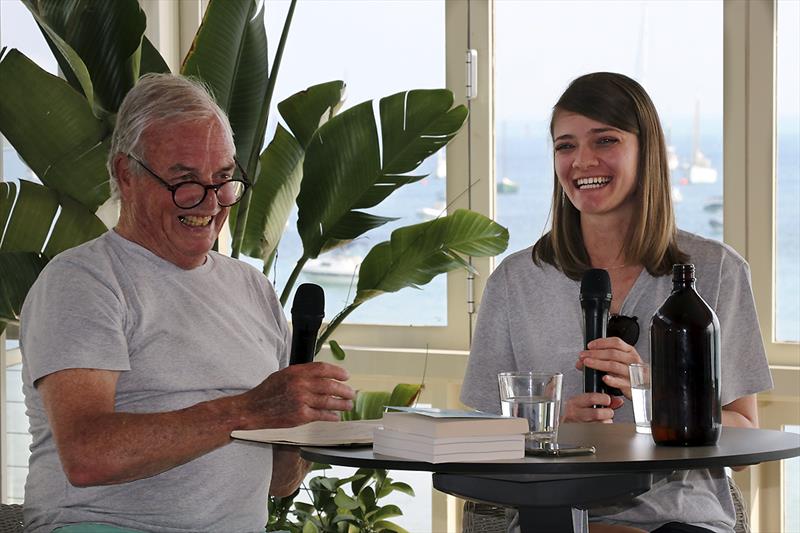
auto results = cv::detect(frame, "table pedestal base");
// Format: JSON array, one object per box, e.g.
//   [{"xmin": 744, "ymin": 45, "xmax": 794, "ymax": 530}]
[{"xmin": 433, "ymin": 472, "xmax": 652, "ymax": 533}]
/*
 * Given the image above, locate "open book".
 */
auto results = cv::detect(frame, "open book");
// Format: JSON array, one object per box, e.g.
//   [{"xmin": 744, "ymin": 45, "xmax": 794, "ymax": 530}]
[{"xmin": 231, "ymin": 420, "xmax": 381, "ymax": 446}]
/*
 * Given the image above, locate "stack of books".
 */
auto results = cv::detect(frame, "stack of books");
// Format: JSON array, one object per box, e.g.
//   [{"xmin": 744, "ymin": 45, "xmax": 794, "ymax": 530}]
[{"xmin": 373, "ymin": 407, "xmax": 529, "ymax": 463}]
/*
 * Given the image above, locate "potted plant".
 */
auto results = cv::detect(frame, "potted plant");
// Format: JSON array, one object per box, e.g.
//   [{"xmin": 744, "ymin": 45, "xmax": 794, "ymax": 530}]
[{"xmin": 0, "ymin": 0, "xmax": 508, "ymax": 342}]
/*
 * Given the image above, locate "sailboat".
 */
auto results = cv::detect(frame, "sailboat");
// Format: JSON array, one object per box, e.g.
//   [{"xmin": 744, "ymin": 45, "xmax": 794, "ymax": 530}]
[{"xmin": 688, "ymin": 100, "xmax": 718, "ymax": 184}]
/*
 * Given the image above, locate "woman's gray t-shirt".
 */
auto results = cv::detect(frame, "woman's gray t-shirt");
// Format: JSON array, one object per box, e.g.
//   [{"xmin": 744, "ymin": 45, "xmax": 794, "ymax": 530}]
[{"xmin": 460, "ymin": 230, "xmax": 772, "ymax": 532}]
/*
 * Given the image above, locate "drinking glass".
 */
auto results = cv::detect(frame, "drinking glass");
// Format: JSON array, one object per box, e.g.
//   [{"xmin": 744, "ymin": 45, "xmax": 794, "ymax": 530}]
[
  {"xmin": 629, "ymin": 363, "xmax": 652, "ymax": 434},
  {"xmin": 497, "ymin": 372, "xmax": 562, "ymax": 444}
]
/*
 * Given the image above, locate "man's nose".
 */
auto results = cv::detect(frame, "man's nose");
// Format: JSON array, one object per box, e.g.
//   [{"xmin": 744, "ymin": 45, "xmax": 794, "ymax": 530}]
[{"xmin": 198, "ymin": 185, "xmax": 223, "ymax": 211}]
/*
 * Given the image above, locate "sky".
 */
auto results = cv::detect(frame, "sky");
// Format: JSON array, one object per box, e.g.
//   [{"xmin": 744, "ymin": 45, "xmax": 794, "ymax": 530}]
[{"xmin": 2, "ymin": 0, "xmax": 797, "ymax": 127}]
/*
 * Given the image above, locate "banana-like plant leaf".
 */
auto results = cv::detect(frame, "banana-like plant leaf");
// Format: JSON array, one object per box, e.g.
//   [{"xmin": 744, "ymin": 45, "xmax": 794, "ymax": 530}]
[
  {"xmin": 380, "ymin": 90, "xmax": 468, "ymax": 174},
  {"xmin": 340, "ymin": 383, "xmax": 421, "ymax": 422},
  {"xmin": 0, "ymin": 251, "xmax": 49, "ymax": 328},
  {"xmin": 140, "ymin": 36, "xmax": 170, "ymax": 76},
  {"xmin": 182, "ymin": 0, "xmax": 268, "ymax": 171},
  {"xmin": 354, "ymin": 209, "xmax": 508, "ymax": 304},
  {"xmin": 278, "ymin": 80, "xmax": 346, "ymax": 148},
  {"xmin": 387, "ymin": 384, "xmax": 423, "ymax": 409},
  {"xmin": 21, "ymin": 0, "xmax": 94, "ymax": 108},
  {"xmin": 0, "ymin": 181, "xmax": 57, "ymax": 253},
  {"xmin": 22, "ymin": 0, "xmax": 146, "ymax": 115},
  {"xmin": 1, "ymin": 181, "xmax": 106, "ymax": 256},
  {"xmin": 239, "ymin": 125, "xmax": 303, "ymax": 261},
  {"xmin": 240, "ymin": 82, "xmax": 349, "ymax": 263},
  {"xmin": 0, "ymin": 49, "xmax": 110, "ymax": 209},
  {"xmin": 296, "ymin": 91, "xmax": 467, "ymax": 260}
]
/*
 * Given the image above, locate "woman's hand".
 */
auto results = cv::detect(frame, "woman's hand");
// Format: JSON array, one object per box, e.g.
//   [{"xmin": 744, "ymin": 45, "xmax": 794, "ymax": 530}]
[
  {"xmin": 562, "ymin": 392, "xmax": 624, "ymax": 423},
  {"xmin": 575, "ymin": 337, "xmax": 643, "ymax": 400}
]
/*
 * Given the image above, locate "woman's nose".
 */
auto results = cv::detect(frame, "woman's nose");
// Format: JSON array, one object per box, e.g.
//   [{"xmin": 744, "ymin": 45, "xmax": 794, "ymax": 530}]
[{"xmin": 572, "ymin": 147, "xmax": 598, "ymax": 170}]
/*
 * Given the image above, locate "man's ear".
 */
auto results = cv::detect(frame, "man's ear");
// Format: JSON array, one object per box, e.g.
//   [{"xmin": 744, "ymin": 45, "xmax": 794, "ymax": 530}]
[{"xmin": 113, "ymin": 154, "xmax": 134, "ymax": 196}]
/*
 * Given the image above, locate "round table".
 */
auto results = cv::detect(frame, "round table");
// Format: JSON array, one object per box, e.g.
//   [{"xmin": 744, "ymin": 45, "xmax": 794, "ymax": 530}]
[{"xmin": 301, "ymin": 423, "xmax": 800, "ymax": 532}]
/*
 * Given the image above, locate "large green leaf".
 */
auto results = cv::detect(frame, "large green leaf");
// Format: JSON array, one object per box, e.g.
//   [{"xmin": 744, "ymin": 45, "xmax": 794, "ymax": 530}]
[
  {"xmin": 139, "ymin": 36, "xmax": 170, "ymax": 76},
  {"xmin": 239, "ymin": 125, "xmax": 304, "ymax": 261},
  {"xmin": 278, "ymin": 81, "xmax": 346, "ymax": 148},
  {"xmin": 0, "ymin": 182, "xmax": 57, "ymax": 253},
  {"xmin": 22, "ymin": 0, "xmax": 146, "ymax": 115},
  {"xmin": 380, "ymin": 90, "xmax": 468, "ymax": 174},
  {"xmin": 0, "ymin": 252, "xmax": 49, "ymax": 329},
  {"xmin": 182, "ymin": 0, "xmax": 268, "ymax": 170},
  {"xmin": 0, "ymin": 181, "xmax": 106, "ymax": 256},
  {"xmin": 340, "ymin": 384, "xmax": 421, "ymax": 422},
  {"xmin": 21, "ymin": 0, "xmax": 94, "ymax": 108},
  {"xmin": 386, "ymin": 384, "xmax": 423, "ymax": 409},
  {"xmin": 354, "ymin": 209, "xmax": 508, "ymax": 304},
  {"xmin": 0, "ymin": 49, "xmax": 110, "ymax": 209},
  {"xmin": 296, "ymin": 90, "xmax": 467, "ymax": 260}
]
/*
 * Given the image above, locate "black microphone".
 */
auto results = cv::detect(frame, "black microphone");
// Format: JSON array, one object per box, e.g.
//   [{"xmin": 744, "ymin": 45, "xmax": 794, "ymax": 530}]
[
  {"xmin": 290, "ymin": 283, "xmax": 325, "ymax": 365},
  {"xmin": 580, "ymin": 269, "xmax": 622, "ymax": 397}
]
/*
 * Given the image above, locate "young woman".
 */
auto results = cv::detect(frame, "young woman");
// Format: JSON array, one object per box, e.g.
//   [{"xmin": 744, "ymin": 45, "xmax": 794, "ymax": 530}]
[{"xmin": 460, "ymin": 72, "xmax": 772, "ymax": 533}]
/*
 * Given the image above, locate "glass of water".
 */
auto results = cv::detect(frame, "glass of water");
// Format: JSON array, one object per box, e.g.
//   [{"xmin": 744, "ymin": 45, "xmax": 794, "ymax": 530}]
[
  {"xmin": 497, "ymin": 372, "xmax": 563, "ymax": 444},
  {"xmin": 629, "ymin": 363, "xmax": 652, "ymax": 434}
]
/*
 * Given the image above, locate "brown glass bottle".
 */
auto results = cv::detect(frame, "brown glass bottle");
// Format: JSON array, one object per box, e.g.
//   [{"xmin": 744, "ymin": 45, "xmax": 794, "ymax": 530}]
[{"xmin": 650, "ymin": 264, "xmax": 721, "ymax": 446}]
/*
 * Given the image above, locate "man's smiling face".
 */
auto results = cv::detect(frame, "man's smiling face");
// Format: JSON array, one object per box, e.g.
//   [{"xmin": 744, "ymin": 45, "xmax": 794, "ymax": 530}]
[{"xmin": 115, "ymin": 117, "xmax": 235, "ymax": 269}]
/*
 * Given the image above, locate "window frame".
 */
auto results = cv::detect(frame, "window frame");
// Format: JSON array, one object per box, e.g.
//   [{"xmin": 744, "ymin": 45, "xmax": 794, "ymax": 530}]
[{"xmin": 3, "ymin": 0, "xmax": 797, "ymax": 525}]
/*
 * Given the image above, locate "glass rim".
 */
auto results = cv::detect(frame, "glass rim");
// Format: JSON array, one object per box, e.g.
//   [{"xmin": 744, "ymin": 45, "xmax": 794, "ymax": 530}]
[
  {"xmin": 629, "ymin": 362, "xmax": 650, "ymax": 368},
  {"xmin": 497, "ymin": 371, "xmax": 562, "ymax": 378}
]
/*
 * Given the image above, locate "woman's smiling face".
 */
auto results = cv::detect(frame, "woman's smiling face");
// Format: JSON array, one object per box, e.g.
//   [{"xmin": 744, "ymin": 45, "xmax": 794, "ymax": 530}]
[{"xmin": 552, "ymin": 111, "xmax": 640, "ymax": 219}]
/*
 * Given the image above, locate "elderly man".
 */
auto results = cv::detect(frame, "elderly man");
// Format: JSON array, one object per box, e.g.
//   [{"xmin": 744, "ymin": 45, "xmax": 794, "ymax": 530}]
[{"xmin": 19, "ymin": 73, "xmax": 354, "ymax": 532}]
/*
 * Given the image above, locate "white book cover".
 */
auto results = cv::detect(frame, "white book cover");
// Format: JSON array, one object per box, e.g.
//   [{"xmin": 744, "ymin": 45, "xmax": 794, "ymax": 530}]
[
  {"xmin": 380, "ymin": 410, "xmax": 528, "ymax": 438},
  {"xmin": 374, "ymin": 428, "xmax": 524, "ymax": 455},
  {"xmin": 231, "ymin": 420, "xmax": 380, "ymax": 446},
  {"xmin": 373, "ymin": 437, "xmax": 525, "ymax": 463}
]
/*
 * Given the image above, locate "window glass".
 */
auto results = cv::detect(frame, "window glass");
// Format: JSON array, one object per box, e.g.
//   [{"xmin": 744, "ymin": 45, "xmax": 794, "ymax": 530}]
[
  {"xmin": 775, "ymin": 0, "xmax": 799, "ymax": 342},
  {"xmin": 1, "ymin": 0, "xmax": 57, "ymax": 504},
  {"xmin": 1, "ymin": 1, "xmax": 56, "ymax": 184},
  {"xmin": 785, "ymin": 424, "xmax": 800, "ymax": 530},
  {"xmin": 495, "ymin": 0, "xmax": 723, "ymax": 261},
  {"xmin": 259, "ymin": 0, "xmax": 447, "ymax": 327}
]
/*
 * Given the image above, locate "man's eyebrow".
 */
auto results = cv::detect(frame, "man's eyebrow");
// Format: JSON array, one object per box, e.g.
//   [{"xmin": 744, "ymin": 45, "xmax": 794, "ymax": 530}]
[{"xmin": 167, "ymin": 162, "xmax": 236, "ymax": 174}]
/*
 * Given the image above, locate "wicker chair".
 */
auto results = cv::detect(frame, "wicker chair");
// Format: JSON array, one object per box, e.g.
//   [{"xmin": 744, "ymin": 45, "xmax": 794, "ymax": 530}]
[
  {"xmin": 462, "ymin": 476, "xmax": 750, "ymax": 533},
  {"xmin": 0, "ymin": 504, "xmax": 23, "ymax": 533}
]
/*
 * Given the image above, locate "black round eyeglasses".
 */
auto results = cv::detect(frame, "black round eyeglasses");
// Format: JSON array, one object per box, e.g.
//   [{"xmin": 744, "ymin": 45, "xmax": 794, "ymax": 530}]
[{"xmin": 127, "ymin": 155, "xmax": 250, "ymax": 209}]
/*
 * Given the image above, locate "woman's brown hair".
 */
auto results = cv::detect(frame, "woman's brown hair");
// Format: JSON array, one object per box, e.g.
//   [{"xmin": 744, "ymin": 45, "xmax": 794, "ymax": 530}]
[{"xmin": 532, "ymin": 72, "xmax": 688, "ymax": 280}]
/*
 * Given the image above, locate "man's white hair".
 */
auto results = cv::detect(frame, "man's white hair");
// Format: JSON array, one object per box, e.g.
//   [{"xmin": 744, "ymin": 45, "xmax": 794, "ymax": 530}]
[{"xmin": 107, "ymin": 73, "xmax": 235, "ymax": 200}]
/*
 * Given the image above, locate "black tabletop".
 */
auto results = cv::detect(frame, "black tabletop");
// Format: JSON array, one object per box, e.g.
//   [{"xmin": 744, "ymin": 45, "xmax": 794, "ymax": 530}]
[{"xmin": 301, "ymin": 423, "xmax": 800, "ymax": 475}]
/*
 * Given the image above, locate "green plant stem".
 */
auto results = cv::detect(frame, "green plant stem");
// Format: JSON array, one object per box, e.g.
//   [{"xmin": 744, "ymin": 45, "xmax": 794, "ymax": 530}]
[
  {"xmin": 231, "ymin": 0, "xmax": 297, "ymax": 258},
  {"xmin": 279, "ymin": 255, "xmax": 309, "ymax": 305},
  {"xmin": 316, "ymin": 302, "xmax": 360, "ymax": 353},
  {"xmin": 230, "ymin": 190, "xmax": 251, "ymax": 259}
]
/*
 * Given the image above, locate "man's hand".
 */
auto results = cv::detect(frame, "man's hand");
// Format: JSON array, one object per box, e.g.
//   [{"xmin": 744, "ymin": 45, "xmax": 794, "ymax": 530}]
[
  {"xmin": 576, "ymin": 337, "xmax": 643, "ymax": 400},
  {"xmin": 237, "ymin": 362, "xmax": 355, "ymax": 430},
  {"xmin": 37, "ymin": 362, "xmax": 354, "ymax": 487}
]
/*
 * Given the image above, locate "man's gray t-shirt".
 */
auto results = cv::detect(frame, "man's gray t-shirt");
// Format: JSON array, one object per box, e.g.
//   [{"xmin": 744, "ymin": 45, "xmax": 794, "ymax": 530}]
[
  {"xmin": 20, "ymin": 230, "xmax": 291, "ymax": 533},
  {"xmin": 460, "ymin": 230, "xmax": 772, "ymax": 532}
]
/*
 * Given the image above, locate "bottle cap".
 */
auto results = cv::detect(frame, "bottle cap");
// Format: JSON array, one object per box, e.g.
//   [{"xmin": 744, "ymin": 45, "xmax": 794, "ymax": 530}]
[{"xmin": 672, "ymin": 263, "xmax": 695, "ymax": 283}]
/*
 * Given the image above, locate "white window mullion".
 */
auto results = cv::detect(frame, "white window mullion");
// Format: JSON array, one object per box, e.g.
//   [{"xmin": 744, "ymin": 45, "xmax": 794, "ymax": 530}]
[{"xmin": 1, "ymin": 331, "xmax": 7, "ymax": 503}]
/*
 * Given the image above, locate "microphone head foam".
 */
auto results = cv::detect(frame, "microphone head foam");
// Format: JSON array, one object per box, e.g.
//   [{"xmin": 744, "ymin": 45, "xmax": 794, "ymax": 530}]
[
  {"xmin": 292, "ymin": 283, "xmax": 325, "ymax": 318},
  {"xmin": 580, "ymin": 268, "xmax": 612, "ymax": 300}
]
